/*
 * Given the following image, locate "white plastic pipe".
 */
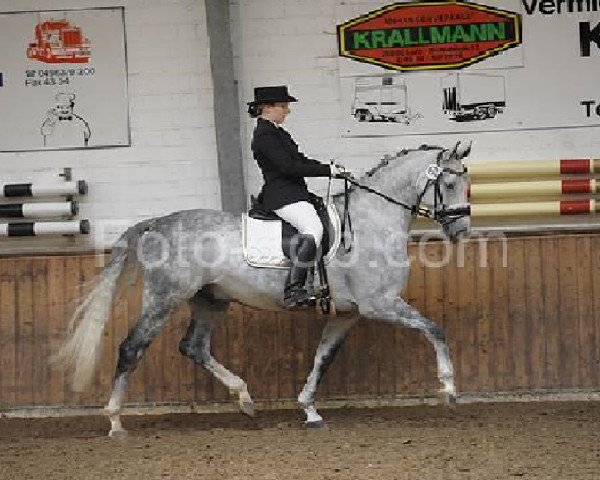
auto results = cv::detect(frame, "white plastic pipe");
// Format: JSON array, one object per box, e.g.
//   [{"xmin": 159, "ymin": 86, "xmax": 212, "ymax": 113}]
[
  {"xmin": 1, "ymin": 180, "xmax": 87, "ymax": 197},
  {"xmin": 0, "ymin": 220, "xmax": 90, "ymax": 236},
  {"xmin": 0, "ymin": 201, "xmax": 77, "ymax": 218}
]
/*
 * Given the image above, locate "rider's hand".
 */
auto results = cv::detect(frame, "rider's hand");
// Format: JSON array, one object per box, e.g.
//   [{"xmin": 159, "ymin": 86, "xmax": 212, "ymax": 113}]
[{"xmin": 330, "ymin": 164, "xmax": 353, "ymax": 179}]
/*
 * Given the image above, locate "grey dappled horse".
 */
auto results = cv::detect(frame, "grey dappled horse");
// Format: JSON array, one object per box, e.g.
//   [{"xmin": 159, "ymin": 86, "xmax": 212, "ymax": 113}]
[{"xmin": 54, "ymin": 142, "xmax": 472, "ymax": 436}]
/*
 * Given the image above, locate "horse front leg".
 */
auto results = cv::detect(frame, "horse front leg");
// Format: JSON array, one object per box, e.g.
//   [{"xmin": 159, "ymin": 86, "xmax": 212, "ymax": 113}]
[
  {"xmin": 298, "ymin": 313, "xmax": 358, "ymax": 428},
  {"xmin": 179, "ymin": 293, "xmax": 255, "ymax": 417},
  {"xmin": 362, "ymin": 297, "xmax": 456, "ymax": 405}
]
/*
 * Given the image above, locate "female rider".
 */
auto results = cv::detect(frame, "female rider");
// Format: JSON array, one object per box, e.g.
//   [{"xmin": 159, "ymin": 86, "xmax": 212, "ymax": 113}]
[{"xmin": 248, "ymin": 85, "xmax": 346, "ymax": 309}]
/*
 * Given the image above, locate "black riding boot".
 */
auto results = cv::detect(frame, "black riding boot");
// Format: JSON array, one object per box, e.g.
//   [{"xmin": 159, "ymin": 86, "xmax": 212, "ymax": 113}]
[{"xmin": 284, "ymin": 234, "xmax": 317, "ymax": 309}]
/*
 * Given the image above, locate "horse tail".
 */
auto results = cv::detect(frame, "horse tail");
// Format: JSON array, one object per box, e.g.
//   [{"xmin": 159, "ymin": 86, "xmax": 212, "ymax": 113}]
[{"xmin": 52, "ymin": 225, "xmax": 140, "ymax": 392}]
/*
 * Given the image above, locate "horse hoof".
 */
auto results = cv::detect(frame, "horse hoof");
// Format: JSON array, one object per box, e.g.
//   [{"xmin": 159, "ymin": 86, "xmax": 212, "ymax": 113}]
[
  {"xmin": 108, "ymin": 429, "xmax": 127, "ymax": 438},
  {"xmin": 240, "ymin": 401, "xmax": 255, "ymax": 417},
  {"xmin": 439, "ymin": 390, "xmax": 457, "ymax": 408},
  {"xmin": 305, "ymin": 420, "xmax": 328, "ymax": 430}
]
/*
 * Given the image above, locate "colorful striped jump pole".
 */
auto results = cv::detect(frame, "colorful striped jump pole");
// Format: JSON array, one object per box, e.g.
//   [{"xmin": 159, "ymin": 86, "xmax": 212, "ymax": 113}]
[
  {"xmin": 469, "ymin": 179, "xmax": 600, "ymax": 200},
  {"xmin": 466, "ymin": 158, "xmax": 600, "ymax": 180},
  {"xmin": 467, "ymin": 200, "xmax": 600, "ymax": 218}
]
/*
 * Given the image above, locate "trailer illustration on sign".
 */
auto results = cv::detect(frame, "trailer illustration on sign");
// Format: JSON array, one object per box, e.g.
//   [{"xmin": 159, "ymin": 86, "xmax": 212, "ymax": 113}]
[
  {"xmin": 442, "ymin": 73, "xmax": 506, "ymax": 122},
  {"xmin": 27, "ymin": 19, "xmax": 91, "ymax": 64},
  {"xmin": 352, "ymin": 75, "xmax": 421, "ymax": 124}
]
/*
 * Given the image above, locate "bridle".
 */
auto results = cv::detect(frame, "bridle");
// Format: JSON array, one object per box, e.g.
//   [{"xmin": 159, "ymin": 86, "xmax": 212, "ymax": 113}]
[
  {"xmin": 415, "ymin": 158, "xmax": 469, "ymax": 228},
  {"xmin": 336, "ymin": 150, "xmax": 469, "ymax": 252}
]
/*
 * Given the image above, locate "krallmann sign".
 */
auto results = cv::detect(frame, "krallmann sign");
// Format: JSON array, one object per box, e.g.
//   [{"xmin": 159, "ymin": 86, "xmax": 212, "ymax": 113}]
[{"xmin": 337, "ymin": 1, "xmax": 522, "ymax": 71}]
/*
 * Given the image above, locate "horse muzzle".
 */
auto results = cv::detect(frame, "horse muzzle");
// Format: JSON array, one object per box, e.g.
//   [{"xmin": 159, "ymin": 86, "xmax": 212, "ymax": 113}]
[{"xmin": 438, "ymin": 203, "xmax": 471, "ymax": 241}]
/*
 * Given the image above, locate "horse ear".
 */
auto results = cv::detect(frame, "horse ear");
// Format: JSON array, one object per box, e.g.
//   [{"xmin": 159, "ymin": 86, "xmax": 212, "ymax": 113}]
[{"xmin": 450, "ymin": 141, "xmax": 472, "ymax": 161}]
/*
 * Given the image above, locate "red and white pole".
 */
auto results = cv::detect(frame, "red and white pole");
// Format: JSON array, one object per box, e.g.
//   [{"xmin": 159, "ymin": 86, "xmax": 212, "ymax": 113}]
[
  {"xmin": 469, "ymin": 178, "xmax": 600, "ymax": 200},
  {"xmin": 466, "ymin": 159, "xmax": 600, "ymax": 180},
  {"xmin": 469, "ymin": 200, "xmax": 600, "ymax": 217}
]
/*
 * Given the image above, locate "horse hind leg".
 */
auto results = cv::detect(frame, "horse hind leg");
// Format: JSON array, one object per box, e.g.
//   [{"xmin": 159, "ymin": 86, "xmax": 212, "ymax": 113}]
[
  {"xmin": 298, "ymin": 314, "xmax": 358, "ymax": 428},
  {"xmin": 106, "ymin": 296, "xmax": 178, "ymax": 437},
  {"xmin": 179, "ymin": 292, "xmax": 254, "ymax": 417}
]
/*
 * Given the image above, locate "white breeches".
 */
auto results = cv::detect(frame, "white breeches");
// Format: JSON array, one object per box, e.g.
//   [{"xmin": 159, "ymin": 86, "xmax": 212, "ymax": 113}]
[{"xmin": 275, "ymin": 201, "xmax": 323, "ymax": 245}]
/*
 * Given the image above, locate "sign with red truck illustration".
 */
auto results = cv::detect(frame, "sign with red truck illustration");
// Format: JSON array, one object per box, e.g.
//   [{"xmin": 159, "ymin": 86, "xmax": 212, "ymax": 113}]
[
  {"xmin": 337, "ymin": 1, "xmax": 522, "ymax": 71},
  {"xmin": 0, "ymin": 7, "xmax": 128, "ymax": 151},
  {"xmin": 27, "ymin": 19, "xmax": 91, "ymax": 64}
]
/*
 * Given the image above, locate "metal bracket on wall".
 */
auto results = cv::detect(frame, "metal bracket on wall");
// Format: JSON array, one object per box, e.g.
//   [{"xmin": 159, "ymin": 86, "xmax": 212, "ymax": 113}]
[
  {"xmin": 60, "ymin": 167, "xmax": 75, "ymax": 204},
  {"xmin": 59, "ymin": 167, "xmax": 72, "ymax": 182}
]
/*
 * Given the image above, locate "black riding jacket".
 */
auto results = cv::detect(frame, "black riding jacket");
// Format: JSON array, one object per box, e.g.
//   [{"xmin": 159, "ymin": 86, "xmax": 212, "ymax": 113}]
[{"xmin": 251, "ymin": 118, "xmax": 331, "ymax": 210}]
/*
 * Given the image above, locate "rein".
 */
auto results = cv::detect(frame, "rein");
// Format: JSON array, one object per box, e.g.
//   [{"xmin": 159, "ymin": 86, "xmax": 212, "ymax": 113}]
[
  {"xmin": 342, "ymin": 175, "xmax": 429, "ymax": 216},
  {"xmin": 336, "ymin": 155, "xmax": 467, "ymax": 253}
]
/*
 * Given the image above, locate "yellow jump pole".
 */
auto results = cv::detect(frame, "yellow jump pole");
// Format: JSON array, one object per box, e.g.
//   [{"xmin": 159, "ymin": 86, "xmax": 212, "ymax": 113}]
[
  {"xmin": 467, "ymin": 158, "xmax": 600, "ymax": 180},
  {"xmin": 469, "ymin": 178, "xmax": 600, "ymax": 200},
  {"xmin": 470, "ymin": 199, "xmax": 600, "ymax": 217}
]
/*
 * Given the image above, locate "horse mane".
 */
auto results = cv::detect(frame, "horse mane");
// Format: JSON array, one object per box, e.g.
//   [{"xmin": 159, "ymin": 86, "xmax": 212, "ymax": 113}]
[
  {"xmin": 332, "ymin": 144, "xmax": 444, "ymax": 199},
  {"xmin": 364, "ymin": 151, "xmax": 403, "ymax": 178}
]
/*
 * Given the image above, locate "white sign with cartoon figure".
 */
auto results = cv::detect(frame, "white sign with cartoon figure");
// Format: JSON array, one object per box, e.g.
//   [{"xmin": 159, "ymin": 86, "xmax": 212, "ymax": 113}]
[{"xmin": 0, "ymin": 7, "xmax": 129, "ymax": 151}]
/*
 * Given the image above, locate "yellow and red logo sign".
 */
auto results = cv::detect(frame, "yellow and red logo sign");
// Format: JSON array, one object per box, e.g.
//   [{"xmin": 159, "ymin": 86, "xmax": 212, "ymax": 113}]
[{"xmin": 337, "ymin": 1, "xmax": 522, "ymax": 71}]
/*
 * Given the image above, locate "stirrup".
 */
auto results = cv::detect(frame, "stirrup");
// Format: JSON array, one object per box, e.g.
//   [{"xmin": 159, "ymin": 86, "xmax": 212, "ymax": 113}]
[{"xmin": 283, "ymin": 287, "xmax": 316, "ymax": 309}]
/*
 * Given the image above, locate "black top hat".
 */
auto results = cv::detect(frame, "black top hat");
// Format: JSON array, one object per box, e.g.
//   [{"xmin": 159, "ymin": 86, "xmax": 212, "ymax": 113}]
[{"xmin": 247, "ymin": 85, "xmax": 298, "ymax": 106}]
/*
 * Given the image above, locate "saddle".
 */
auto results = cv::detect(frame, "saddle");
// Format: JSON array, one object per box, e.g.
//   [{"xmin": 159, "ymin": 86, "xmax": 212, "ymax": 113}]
[
  {"xmin": 242, "ymin": 194, "xmax": 340, "ymax": 313},
  {"xmin": 242, "ymin": 193, "xmax": 341, "ymax": 269}
]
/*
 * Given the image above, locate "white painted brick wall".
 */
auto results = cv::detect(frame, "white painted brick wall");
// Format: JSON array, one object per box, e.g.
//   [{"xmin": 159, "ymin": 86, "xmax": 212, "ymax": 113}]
[
  {"xmin": 0, "ymin": 0, "xmax": 220, "ymax": 255},
  {"xmin": 4, "ymin": 0, "xmax": 599, "ymax": 257},
  {"xmin": 233, "ymin": 0, "xmax": 600, "ymax": 229}
]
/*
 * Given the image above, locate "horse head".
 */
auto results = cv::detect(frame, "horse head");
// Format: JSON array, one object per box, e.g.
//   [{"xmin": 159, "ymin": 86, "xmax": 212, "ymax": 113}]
[{"xmin": 415, "ymin": 141, "xmax": 472, "ymax": 241}]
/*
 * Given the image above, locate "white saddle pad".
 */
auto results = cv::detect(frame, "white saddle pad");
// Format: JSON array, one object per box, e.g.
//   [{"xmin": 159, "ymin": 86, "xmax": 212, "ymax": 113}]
[{"xmin": 242, "ymin": 203, "xmax": 341, "ymax": 269}]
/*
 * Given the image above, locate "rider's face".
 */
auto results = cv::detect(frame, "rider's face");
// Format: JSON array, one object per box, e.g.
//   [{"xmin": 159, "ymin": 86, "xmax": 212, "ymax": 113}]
[{"xmin": 262, "ymin": 102, "xmax": 290, "ymax": 124}]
